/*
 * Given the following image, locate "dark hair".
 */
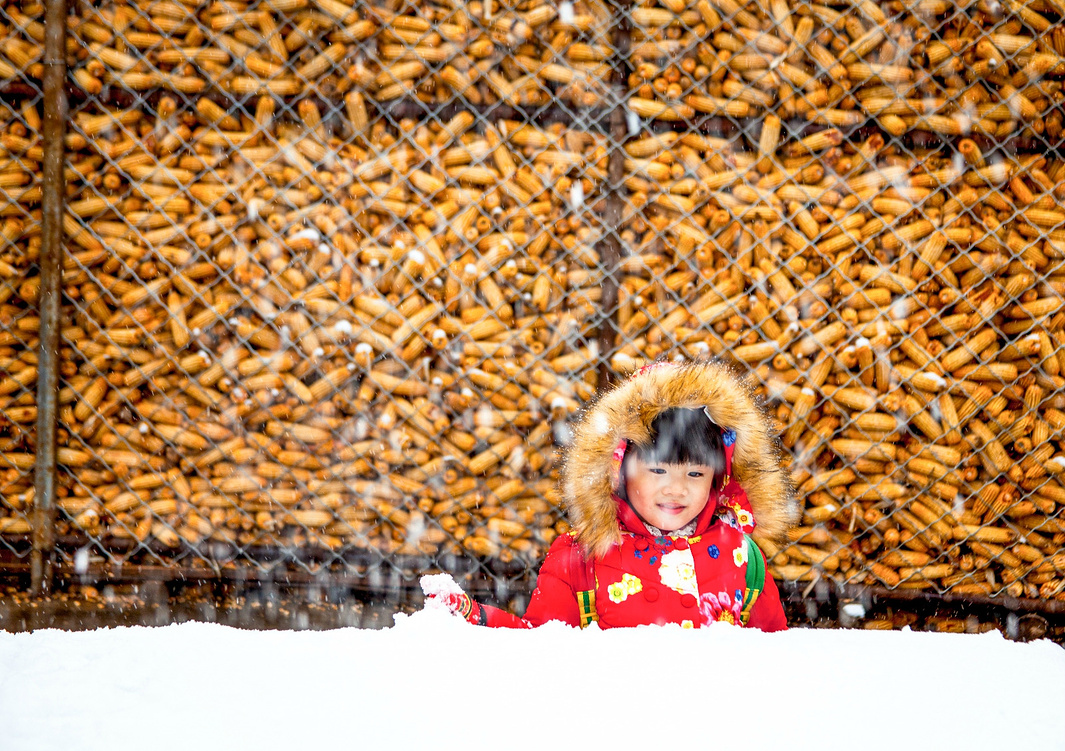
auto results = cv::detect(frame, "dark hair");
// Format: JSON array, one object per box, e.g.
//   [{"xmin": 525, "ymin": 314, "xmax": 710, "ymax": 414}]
[{"xmin": 618, "ymin": 408, "xmax": 727, "ymax": 496}]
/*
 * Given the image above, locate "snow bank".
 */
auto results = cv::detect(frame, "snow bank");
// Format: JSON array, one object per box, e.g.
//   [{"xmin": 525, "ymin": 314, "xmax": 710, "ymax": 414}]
[{"xmin": 0, "ymin": 609, "xmax": 1062, "ymax": 751}]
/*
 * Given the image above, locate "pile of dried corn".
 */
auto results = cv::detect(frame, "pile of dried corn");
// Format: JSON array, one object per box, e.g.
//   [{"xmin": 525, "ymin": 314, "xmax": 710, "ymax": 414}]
[{"xmin": 0, "ymin": 0, "xmax": 1063, "ymax": 602}]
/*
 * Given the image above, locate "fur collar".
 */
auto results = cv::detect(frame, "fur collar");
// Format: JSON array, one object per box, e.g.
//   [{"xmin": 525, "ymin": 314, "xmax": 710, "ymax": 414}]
[{"xmin": 561, "ymin": 359, "xmax": 799, "ymax": 558}]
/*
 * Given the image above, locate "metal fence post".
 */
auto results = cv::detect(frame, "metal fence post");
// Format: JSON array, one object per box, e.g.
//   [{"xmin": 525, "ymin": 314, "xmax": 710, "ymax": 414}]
[
  {"xmin": 595, "ymin": 3, "xmax": 631, "ymax": 392},
  {"xmin": 31, "ymin": 0, "xmax": 69, "ymax": 597}
]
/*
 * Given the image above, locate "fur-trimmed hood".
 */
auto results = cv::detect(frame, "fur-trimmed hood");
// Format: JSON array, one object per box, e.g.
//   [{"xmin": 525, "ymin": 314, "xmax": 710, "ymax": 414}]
[{"xmin": 561, "ymin": 359, "xmax": 799, "ymax": 558}]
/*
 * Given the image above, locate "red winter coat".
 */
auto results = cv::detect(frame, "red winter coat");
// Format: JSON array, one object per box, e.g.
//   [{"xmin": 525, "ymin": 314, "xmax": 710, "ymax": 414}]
[
  {"xmin": 471, "ymin": 360, "xmax": 798, "ymax": 632},
  {"xmin": 476, "ymin": 482, "xmax": 787, "ymax": 631}
]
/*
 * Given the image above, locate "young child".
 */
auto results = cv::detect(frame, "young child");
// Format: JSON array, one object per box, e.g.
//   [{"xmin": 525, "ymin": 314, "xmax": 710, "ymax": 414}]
[{"xmin": 425, "ymin": 359, "xmax": 799, "ymax": 630}]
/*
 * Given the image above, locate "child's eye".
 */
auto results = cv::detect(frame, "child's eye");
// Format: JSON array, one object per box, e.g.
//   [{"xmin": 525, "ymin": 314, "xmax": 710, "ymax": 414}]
[
  {"xmin": 649, "ymin": 467, "xmax": 667, "ymax": 475},
  {"xmin": 688, "ymin": 471, "xmax": 704, "ymax": 478}
]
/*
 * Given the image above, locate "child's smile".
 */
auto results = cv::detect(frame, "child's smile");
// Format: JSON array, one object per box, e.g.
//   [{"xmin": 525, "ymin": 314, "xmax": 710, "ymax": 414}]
[{"xmin": 623, "ymin": 456, "xmax": 716, "ymax": 532}]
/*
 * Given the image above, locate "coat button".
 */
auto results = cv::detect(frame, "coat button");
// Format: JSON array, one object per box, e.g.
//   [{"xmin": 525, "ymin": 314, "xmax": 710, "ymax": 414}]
[
  {"xmin": 644, "ymin": 587, "xmax": 659, "ymax": 602},
  {"xmin": 673, "ymin": 538, "xmax": 689, "ymax": 550},
  {"xmin": 680, "ymin": 593, "xmax": 697, "ymax": 608},
  {"xmin": 634, "ymin": 538, "xmax": 649, "ymax": 551}
]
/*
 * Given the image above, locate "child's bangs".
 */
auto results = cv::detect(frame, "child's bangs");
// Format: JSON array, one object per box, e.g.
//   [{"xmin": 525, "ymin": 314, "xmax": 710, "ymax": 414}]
[{"xmin": 633, "ymin": 408, "xmax": 725, "ymax": 472}]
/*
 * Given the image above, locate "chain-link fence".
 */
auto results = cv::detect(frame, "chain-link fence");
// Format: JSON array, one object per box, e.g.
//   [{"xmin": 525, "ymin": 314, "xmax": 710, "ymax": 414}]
[
  {"xmin": 1, "ymin": 0, "xmax": 1064, "ymax": 614},
  {"xmin": 0, "ymin": 0, "xmax": 46, "ymax": 571}
]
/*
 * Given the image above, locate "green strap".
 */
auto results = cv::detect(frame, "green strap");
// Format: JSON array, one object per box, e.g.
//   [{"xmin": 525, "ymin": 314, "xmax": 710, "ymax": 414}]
[
  {"xmin": 741, "ymin": 534, "xmax": 765, "ymax": 625},
  {"xmin": 577, "ymin": 588, "xmax": 598, "ymax": 628}
]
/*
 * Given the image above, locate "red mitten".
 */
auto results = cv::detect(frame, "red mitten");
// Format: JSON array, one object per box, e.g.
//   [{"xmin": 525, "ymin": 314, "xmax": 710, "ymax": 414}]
[
  {"xmin": 428, "ymin": 591, "xmax": 485, "ymax": 624},
  {"xmin": 699, "ymin": 591, "xmax": 743, "ymax": 626},
  {"xmin": 421, "ymin": 575, "xmax": 486, "ymax": 624}
]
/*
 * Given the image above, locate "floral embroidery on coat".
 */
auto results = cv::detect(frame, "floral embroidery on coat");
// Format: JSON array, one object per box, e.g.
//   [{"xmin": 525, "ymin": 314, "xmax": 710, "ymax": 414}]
[
  {"xmin": 699, "ymin": 591, "xmax": 743, "ymax": 626},
  {"xmin": 608, "ymin": 573, "xmax": 643, "ymax": 603},
  {"xmin": 732, "ymin": 541, "xmax": 748, "ymax": 567},
  {"xmin": 658, "ymin": 548, "xmax": 698, "ymax": 597},
  {"xmin": 716, "ymin": 505, "xmax": 740, "ymax": 531},
  {"xmin": 718, "ymin": 498, "xmax": 755, "ymax": 534}
]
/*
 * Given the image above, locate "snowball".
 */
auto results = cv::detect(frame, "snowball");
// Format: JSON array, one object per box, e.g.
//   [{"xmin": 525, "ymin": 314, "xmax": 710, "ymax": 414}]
[
  {"xmin": 559, "ymin": 0, "xmax": 575, "ymax": 23},
  {"xmin": 407, "ymin": 249, "xmax": 425, "ymax": 265},
  {"xmin": 431, "ymin": 377, "xmax": 443, "ymax": 386},
  {"xmin": 355, "ymin": 343, "xmax": 372, "ymax": 355},
  {"xmin": 334, "ymin": 320, "xmax": 353, "ymax": 335},
  {"xmin": 312, "ymin": 347, "xmax": 325, "ymax": 358},
  {"xmin": 801, "ymin": 387, "xmax": 815, "ymax": 396},
  {"xmin": 855, "ymin": 336, "xmax": 870, "ymax": 348},
  {"xmin": 419, "ymin": 573, "xmax": 464, "ymax": 597},
  {"xmin": 464, "ymin": 263, "xmax": 478, "ymax": 275},
  {"xmin": 317, "ymin": 243, "xmax": 330, "ymax": 255}
]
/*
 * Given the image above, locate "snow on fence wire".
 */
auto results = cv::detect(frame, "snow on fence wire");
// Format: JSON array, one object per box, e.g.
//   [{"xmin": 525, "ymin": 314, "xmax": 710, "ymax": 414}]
[{"xmin": 0, "ymin": 0, "xmax": 1064, "ymax": 607}]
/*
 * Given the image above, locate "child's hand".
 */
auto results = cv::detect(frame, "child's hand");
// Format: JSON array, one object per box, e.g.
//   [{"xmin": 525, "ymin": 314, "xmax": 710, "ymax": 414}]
[
  {"xmin": 425, "ymin": 591, "xmax": 482, "ymax": 623},
  {"xmin": 420, "ymin": 574, "xmax": 482, "ymax": 624},
  {"xmin": 699, "ymin": 591, "xmax": 743, "ymax": 626}
]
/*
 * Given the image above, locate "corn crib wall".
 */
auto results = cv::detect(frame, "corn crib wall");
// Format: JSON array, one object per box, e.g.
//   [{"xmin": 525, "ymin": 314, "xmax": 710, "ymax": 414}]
[{"xmin": 1, "ymin": 0, "xmax": 1064, "ymax": 630}]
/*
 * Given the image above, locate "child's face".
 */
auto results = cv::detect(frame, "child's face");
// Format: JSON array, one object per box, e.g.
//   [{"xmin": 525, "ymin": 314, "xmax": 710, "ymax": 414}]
[{"xmin": 623, "ymin": 455, "xmax": 715, "ymax": 532}]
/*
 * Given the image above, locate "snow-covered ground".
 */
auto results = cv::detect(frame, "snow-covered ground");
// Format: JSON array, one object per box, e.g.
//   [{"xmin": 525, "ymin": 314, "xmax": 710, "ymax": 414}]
[{"xmin": 1, "ymin": 606, "xmax": 1062, "ymax": 751}]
